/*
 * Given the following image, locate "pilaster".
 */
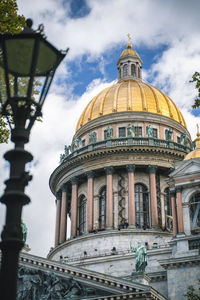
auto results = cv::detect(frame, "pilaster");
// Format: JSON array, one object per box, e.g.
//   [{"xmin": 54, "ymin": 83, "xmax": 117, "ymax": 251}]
[{"xmin": 176, "ymin": 187, "xmax": 184, "ymax": 234}]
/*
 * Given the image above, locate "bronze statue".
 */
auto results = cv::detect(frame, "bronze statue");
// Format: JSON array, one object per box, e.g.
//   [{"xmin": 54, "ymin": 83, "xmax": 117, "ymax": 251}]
[
  {"xmin": 130, "ymin": 241, "xmax": 147, "ymax": 273},
  {"xmin": 146, "ymin": 125, "xmax": 153, "ymax": 138},
  {"xmin": 106, "ymin": 126, "xmax": 113, "ymax": 139},
  {"xmin": 127, "ymin": 124, "xmax": 135, "ymax": 137}
]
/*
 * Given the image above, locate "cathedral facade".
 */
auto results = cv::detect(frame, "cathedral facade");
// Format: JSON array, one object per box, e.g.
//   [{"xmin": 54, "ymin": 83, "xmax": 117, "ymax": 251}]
[
  {"xmin": 17, "ymin": 41, "xmax": 200, "ymax": 299},
  {"xmin": 46, "ymin": 41, "xmax": 200, "ymax": 299}
]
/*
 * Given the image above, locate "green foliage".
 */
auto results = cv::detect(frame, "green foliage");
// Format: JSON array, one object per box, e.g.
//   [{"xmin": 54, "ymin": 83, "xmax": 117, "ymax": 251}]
[
  {"xmin": 0, "ymin": 0, "xmax": 25, "ymax": 34},
  {"xmin": 191, "ymin": 72, "xmax": 200, "ymax": 109},
  {"xmin": 0, "ymin": 0, "xmax": 25, "ymax": 143},
  {"xmin": 184, "ymin": 280, "xmax": 200, "ymax": 300}
]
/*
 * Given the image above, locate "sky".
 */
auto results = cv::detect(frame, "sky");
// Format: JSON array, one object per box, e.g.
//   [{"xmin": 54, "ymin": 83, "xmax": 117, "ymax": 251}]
[{"xmin": 0, "ymin": 0, "xmax": 200, "ymax": 257}]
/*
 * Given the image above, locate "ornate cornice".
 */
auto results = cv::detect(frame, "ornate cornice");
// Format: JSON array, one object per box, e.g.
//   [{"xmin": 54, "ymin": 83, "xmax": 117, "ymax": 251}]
[
  {"xmin": 159, "ymin": 255, "xmax": 200, "ymax": 269},
  {"xmin": 49, "ymin": 146, "xmax": 185, "ymax": 194}
]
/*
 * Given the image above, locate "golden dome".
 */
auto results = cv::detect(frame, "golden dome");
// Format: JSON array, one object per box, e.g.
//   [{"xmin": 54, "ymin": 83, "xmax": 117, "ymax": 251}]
[
  {"xmin": 120, "ymin": 47, "xmax": 140, "ymax": 58},
  {"xmin": 76, "ymin": 79, "xmax": 186, "ymax": 131},
  {"xmin": 184, "ymin": 126, "xmax": 200, "ymax": 160},
  {"xmin": 120, "ymin": 38, "xmax": 141, "ymax": 59}
]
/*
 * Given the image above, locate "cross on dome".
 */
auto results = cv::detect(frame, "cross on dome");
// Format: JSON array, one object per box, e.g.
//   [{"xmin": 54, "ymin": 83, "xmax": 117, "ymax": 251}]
[{"xmin": 127, "ymin": 33, "xmax": 132, "ymax": 49}]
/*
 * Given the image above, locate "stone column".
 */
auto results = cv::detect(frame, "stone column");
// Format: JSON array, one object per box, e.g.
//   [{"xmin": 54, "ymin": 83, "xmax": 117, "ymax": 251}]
[
  {"xmin": 126, "ymin": 164, "xmax": 136, "ymax": 228},
  {"xmin": 148, "ymin": 166, "xmax": 158, "ymax": 227},
  {"xmin": 55, "ymin": 190, "xmax": 62, "ymax": 247},
  {"xmin": 170, "ymin": 191, "xmax": 178, "ymax": 236},
  {"xmin": 86, "ymin": 171, "xmax": 94, "ymax": 233},
  {"xmin": 59, "ymin": 184, "xmax": 68, "ymax": 244},
  {"xmin": 93, "ymin": 195, "xmax": 99, "ymax": 230},
  {"xmin": 128, "ymin": 62, "xmax": 131, "ymax": 76},
  {"xmin": 105, "ymin": 167, "xmax": 114, "ymax": 229},
  {"xmin": 113, "ymin": 191, "xmax": 119, "ymax": 229},
  {"xmin": 176, "ymin": 187, "xmax": 184, "ymax": 234},
  {"xmin": 71, "ymin": 177, "xmax": 78, "ymax": 237},
  {"xmin": 160, "ymin": 192, "xmax": 165, "ymax": 230}
]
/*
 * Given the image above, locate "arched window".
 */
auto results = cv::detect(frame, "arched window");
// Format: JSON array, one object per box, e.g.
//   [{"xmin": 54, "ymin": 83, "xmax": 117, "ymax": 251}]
[
  {"xmin": 78, "ymin": 195, "xmax": 86, "ymax": 235},
  {"xmin": 131, "ymin": 64, "xmax": 136, "ymax": 77},
  {"xmin": 99, "ymin": 186, "xmax": 106, "ymax": 229},
  {"xmin": 135, "ymin": 183, "xmax": 149, "ymax": 228},
  {"xmin": 123, "ymin": 64, "xmax": 128, "ymax": 77},
  {"xmin": 190, "ymin": 193, "xmax": 200, "ymax": 231},
  {"xmin": 138, "ymin": 67, "xmax": 140, "ymax": 78}
]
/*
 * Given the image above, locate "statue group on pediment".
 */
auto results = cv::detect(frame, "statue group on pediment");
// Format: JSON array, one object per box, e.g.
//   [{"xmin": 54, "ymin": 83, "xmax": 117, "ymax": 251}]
[{"xmin": 17, "ymin": 267, "xmax": 94, "ymax": 299}]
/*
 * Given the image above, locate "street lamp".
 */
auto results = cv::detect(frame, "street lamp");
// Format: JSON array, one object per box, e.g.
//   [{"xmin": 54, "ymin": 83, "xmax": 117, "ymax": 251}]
[{"xmin": 0, "ymin": 19, "xmax": 68, "ymax": 299}]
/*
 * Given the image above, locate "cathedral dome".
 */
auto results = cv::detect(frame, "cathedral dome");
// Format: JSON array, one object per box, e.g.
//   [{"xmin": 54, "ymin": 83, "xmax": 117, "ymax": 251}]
[
  {"xmin": 184, "ymin": 128, "xmax": 200, "ymax": 160},
  {"xmin": 76, "ymin": 79, "xmax": 186, "ymax": 131}
]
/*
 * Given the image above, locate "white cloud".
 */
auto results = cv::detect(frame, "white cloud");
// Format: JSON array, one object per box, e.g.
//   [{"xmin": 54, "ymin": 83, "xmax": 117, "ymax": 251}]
[{"xmin": 0, "ymin": 79, "xmax": 112, "ymax": 256}]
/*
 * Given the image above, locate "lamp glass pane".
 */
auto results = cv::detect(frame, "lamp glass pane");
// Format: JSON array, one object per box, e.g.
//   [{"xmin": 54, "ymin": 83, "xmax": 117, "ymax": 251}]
[
  {"xmin": 17, "ymin": 77, "xmax": 30, "ymax": 98},
  {"xmin": 8, "ymin": 74, "xmax": 30, "ymax": 98},
  {"xmin": 0, "ymin": 44, "xmax": 7, "ymax": 102},
  {"xmin": 0, "ymin": 65, "xmax": 7, "ymax": 103},
  {"xmin": 5, "ymin": 39, "xmax": 34, "ymax": 76},
  {"xmin": 36, "ymin": 41, "xmax": 58, "ymax": 75},
  {"xmin": 31, "ymin": 76, "xmax": 45, "ymax": 102}
]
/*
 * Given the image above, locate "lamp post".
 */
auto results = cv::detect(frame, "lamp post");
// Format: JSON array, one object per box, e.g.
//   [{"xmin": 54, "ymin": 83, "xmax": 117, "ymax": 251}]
[{"xmin": 0, "ymin": 19, "xmax": 68, "ymax": 299}]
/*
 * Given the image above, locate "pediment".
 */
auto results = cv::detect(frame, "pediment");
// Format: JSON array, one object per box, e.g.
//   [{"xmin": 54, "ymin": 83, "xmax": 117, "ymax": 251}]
[
  {"xmin": 170, "ymin": 159, "xmax": 200, "ymax": 178},
  {"xmin": 17, "ymin": 252, "xmax": 167, "ymax": 299}
]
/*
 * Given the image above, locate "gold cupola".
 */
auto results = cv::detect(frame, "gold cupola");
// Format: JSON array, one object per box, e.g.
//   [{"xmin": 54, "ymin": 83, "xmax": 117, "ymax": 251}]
[
  {"xmin": 184, "ymin": 125, "xmax": 200, "ymax": 160},
  {"xmin": 76, "ymin": 38, "xmax": 187, "ymax": 132},
  {"xmin": 117, "ymin": 34, "xmax": 142, "ymax": 81}
]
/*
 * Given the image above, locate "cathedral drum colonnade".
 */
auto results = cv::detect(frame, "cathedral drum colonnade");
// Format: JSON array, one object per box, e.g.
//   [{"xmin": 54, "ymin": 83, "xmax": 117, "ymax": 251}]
[{"xmin": 49, "ymin": 40, "xmax": 192, "ymax": 266}]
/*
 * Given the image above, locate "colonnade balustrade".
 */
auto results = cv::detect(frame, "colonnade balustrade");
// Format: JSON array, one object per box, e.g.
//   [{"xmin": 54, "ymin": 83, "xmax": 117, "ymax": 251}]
[{"xmin": 54, "ymin": 165, "xmax": 166, "ymax": 247}]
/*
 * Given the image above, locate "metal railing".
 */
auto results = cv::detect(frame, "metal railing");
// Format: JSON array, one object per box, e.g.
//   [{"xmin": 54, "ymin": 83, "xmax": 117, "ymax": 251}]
[{"xmin": 62, "ymin": 137, "xmax": 191, "ymax": 163}]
